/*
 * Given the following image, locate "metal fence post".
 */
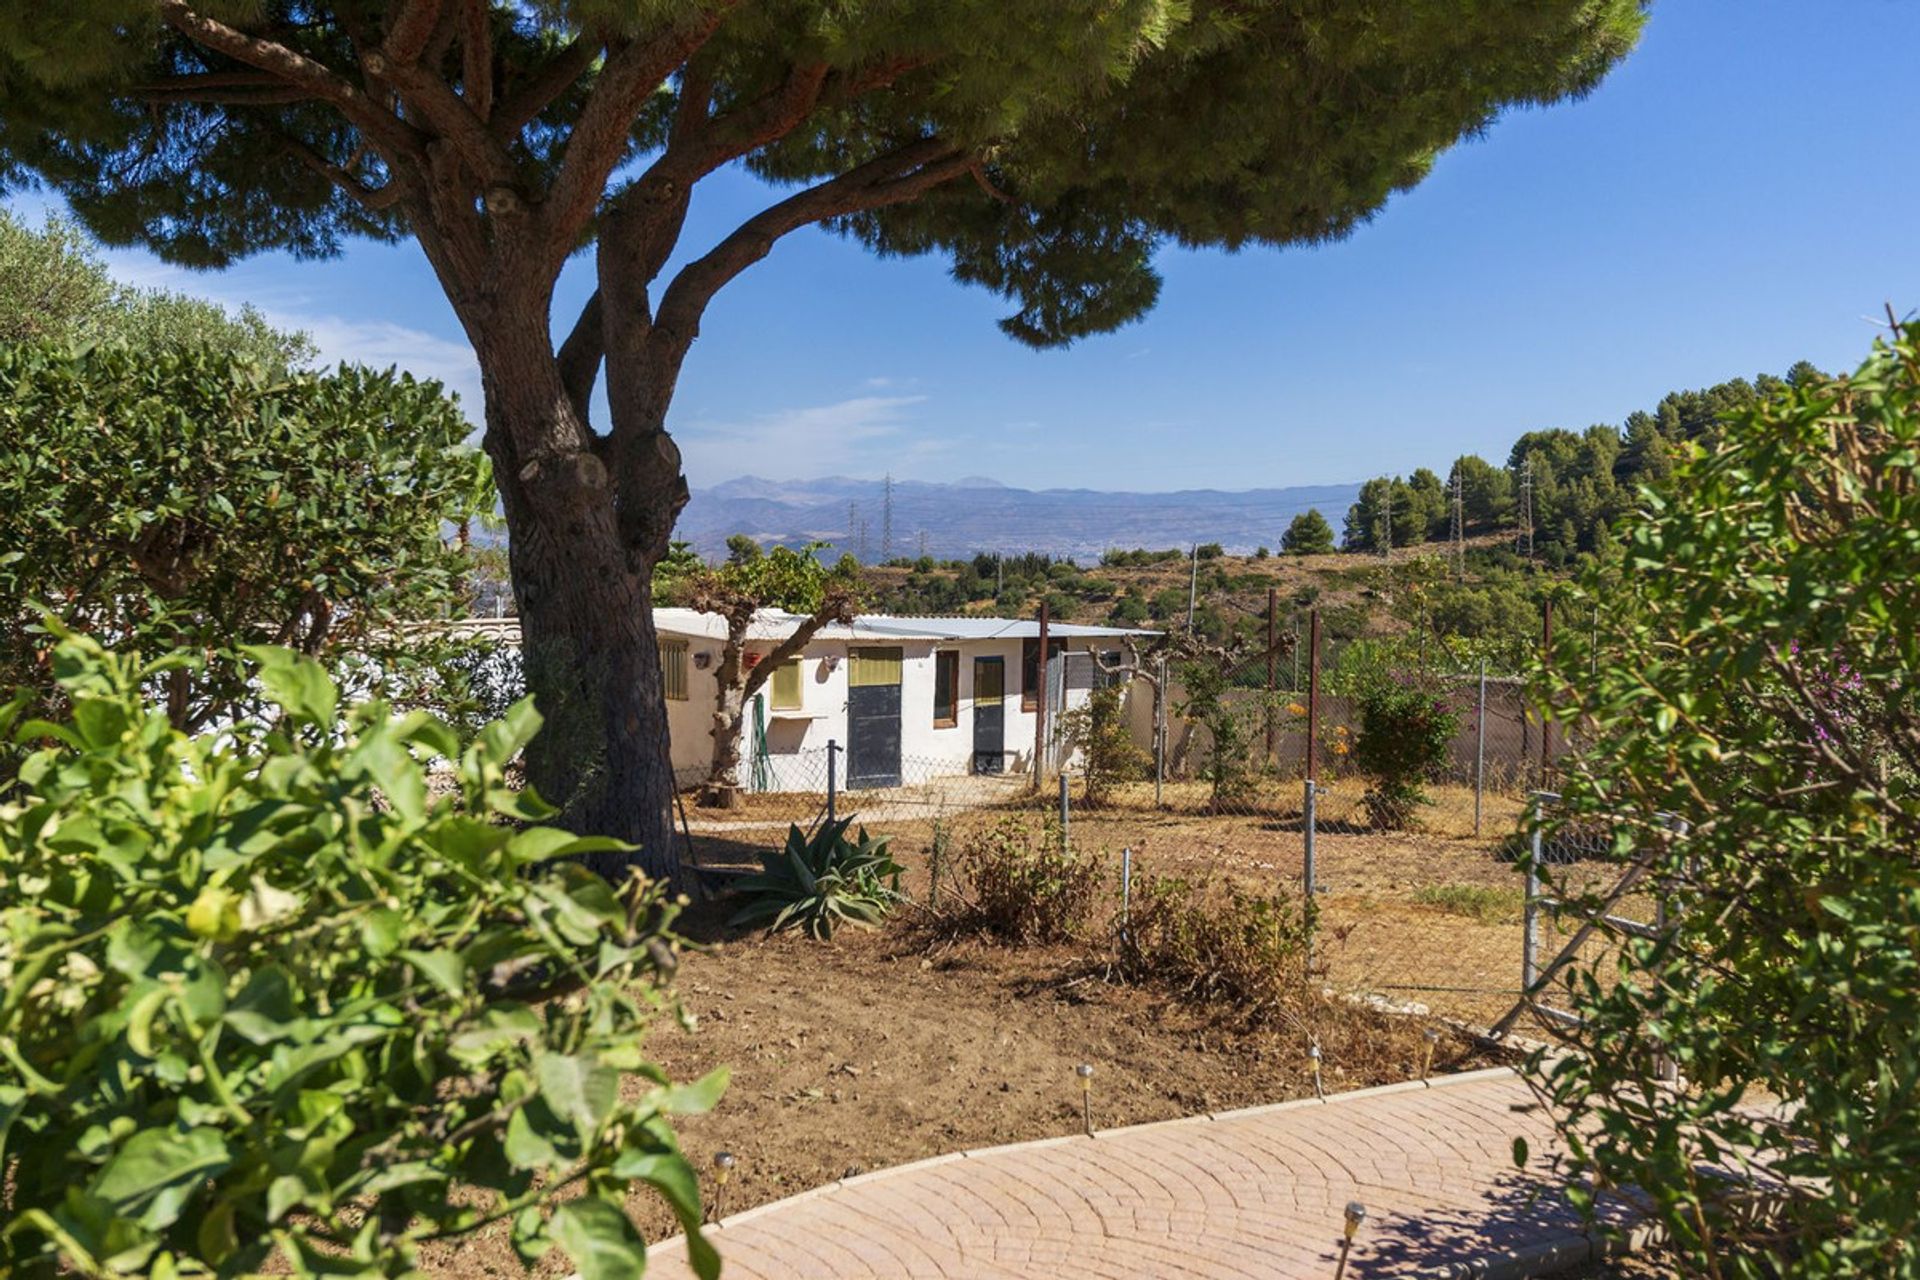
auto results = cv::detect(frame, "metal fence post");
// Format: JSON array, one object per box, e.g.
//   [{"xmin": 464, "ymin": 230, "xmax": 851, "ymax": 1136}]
[
  {"xmin": 1474, "ymin": 660, "xmax": 1487, "ymax": 838},
  {"xmin": 1121, "ymin": 847, "xmax": 1133, "ymax": 927},
  {"xmin": 1303, "ymin": 778, "xmax": 1319, "ymax": 973},
  {"xmin": 826, "ymin": 739, "xmax": 838, "ymax": 824},
  {"xmin": 1059, "ymin": 769, "xmax": 1071, "ymax": 854},
  {"xmin": 1522, "ymin": 796, "xmax": 1544, "ymax": 993},
  {"xmin": 1154, "ymin": 654, "xmax": 1167, "ymax": 808}
]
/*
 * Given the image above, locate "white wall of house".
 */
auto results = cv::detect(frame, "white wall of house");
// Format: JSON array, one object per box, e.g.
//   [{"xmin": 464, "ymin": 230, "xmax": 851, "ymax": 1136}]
[{"xmin": 660, "ymin": 622, "xmax": 1131, "ymax": 792}]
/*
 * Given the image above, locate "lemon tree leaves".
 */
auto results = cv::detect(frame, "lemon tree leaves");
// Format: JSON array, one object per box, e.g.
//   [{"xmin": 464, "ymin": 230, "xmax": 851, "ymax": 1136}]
[{"xmin": 0, "ymin": 634, "xmax": 718, "ymax": 1278}]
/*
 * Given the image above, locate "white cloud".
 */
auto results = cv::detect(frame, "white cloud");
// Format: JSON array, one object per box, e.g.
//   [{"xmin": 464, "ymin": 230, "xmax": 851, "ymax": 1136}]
[
  {"xmin": 676, "ymin": 394, "xmax": 946, "ymax": 485},
  {"xmin": 293, "ymin": 314, "xmax": 483, "ymax": 412},
  {"xmin": 86, "ymin": 249, "xmax": 486, "ymax": 420}
]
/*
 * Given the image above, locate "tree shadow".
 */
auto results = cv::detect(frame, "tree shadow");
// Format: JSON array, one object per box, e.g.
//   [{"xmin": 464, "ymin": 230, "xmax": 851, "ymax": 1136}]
[{"xmin": 1350, "ymin": 1170, "xmax": 1647, "ymax": 1276}]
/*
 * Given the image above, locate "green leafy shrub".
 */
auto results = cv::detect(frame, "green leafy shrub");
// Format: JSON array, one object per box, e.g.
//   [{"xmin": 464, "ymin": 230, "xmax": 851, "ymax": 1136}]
[
  {"xmin": 1173, "ymin": 659, "xmax": 1266, "ymax": 812},
  {"xmin": 1058, "ymin": 684, "xmax": 1148, "ymax": 805},
  {"xmin": 0, "ymin": 341, "xmax": 491, "ymax": 737},
  {"xmin": 1113, "ymin": 877, "xmax": 1313, "ymax": 1022},
  {"xmin": 1351, "ymin": 678, "xmax": 1460, "ymax": 828},
  {"xmin": 729, "ymin": 818, "xmax": 905, "ymax": 939},
  {"xmin": 0, "ymin": 633, "xmax": 720, "ymax": 1280},
  {"xmin": 1531, "ymin": 324, "xmax": 1920, "ymax": 1275},
  {"xmin": 947, "ymin": 818, "xmax": 1105, "ymax": 944}
]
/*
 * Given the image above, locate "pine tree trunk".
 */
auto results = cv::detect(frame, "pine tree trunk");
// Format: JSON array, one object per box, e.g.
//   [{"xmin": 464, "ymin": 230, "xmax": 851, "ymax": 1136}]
[{"xmin": 476, "ymin": 315, "xmax": 680, "ymax": 881}]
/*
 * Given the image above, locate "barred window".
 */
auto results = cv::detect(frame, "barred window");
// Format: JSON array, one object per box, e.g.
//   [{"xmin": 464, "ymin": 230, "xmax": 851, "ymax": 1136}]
[{"xmin": 660, "ymin": 638, "xmax": 689, "ymax": 701}]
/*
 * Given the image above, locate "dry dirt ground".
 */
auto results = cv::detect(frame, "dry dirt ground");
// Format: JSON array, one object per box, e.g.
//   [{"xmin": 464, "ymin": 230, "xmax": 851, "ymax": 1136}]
[
  {"xmin": 687, "ymin": 779, "xmax": 1646, "ymax": 1031},
  {"xmin": 423, "ymin": 892, "xmax": 1496, "ymax": 1276},
  {"xmin": 627, "ymin": 901, "xmax": 1492, "ymax": 1241}
]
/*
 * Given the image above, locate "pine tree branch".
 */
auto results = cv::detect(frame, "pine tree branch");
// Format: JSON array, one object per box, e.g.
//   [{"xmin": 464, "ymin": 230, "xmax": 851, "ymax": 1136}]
[
  {"xmin": 281, "ymin": 133, "xmax": 404, "ymax": 211},
  {"xmin": 650, "ymin": 138, "xmax": 970, "ymax": 355},
  {"xmin": 381, "ymin": 0, "xmax": 444, "ymax": 66},
  {"xmin": 460, "ymin": 0, "xmax": 494, "ymax": 121},
  {"xmin": 155, "ymin": 1, "xmax": 420, "ymax": 161},
  {"xmin": 492, "ymin": 35, "xmax": 601, "ymax": 137},
  {"xmin": 539, "ymin": 10, "xmax": 734, "ymax": 264},
  {"xmin": 557, "ymin": 290, "xmax": 605, "ymax": 422}
]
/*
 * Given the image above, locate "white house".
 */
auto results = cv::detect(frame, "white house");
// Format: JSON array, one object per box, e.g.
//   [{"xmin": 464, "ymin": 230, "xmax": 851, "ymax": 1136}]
[{"xmin": 442, "ymin": 611, "xmax": 1155, "ymax": 793}]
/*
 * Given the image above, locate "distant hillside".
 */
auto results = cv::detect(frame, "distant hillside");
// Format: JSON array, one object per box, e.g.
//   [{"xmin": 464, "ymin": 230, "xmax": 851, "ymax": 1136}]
[{"xmin": 677, "ymin": 475, "xmax": 1361, "ymax": 561}]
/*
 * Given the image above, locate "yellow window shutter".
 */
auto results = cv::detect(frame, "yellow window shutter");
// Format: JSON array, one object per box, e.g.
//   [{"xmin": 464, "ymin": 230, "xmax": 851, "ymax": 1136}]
[
  {"xmin": 848, "ymin": 647, "xmax": 903, "ymax": 687},
  {"xmin": 770, "ymin": 658, "xmax": 803, "ymax": 710}
]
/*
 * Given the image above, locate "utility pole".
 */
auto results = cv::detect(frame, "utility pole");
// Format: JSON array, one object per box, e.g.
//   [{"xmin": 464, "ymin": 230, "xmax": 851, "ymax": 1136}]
[
  {"xmin": 1186, "ymin": 544, "xmax": 1199, "ymax": 632},
  {"xmin": 1450, "ymin": 460, "xmax": 1466, "ymax": 580},
  {"xmin": 1517, "ymin": 457, "xmax": 1535, "ymax": 561},
  {"xmin": 1032, "ymin": 600, "xmax": 1051, "ymax": 790},
  {"xmin": 847, "ymin": 500, "xmax": 857, "ymax": 546},
  {"xmin": 881, "ymin": 472, "xmax": 895, "ymax": 562},
  {"xmin": 858, "ymin": 518, "xmax": 870, "ymax": 562},
  {"xmin": 1265, "ymin": 586, "xmax": 1279, "ymax": 765},
  {"xmin": 917, "ymin": 529, "xmax": 928, "ymax": 558},
  {"xmin": 995, "ymin": 553, "xmax": 1003, "ymax": 600}
]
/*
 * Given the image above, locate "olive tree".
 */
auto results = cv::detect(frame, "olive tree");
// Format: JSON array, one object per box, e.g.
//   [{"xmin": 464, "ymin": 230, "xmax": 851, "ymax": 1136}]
[{"xmin": 0, "ymin": 0, "xmax": 1645, "ymax": 869}]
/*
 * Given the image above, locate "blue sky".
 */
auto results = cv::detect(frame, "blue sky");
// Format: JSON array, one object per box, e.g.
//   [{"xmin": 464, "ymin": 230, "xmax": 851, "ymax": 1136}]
[{"xmin": 13, "ymin": 0, "xmax": 1920, "ymax": 493}]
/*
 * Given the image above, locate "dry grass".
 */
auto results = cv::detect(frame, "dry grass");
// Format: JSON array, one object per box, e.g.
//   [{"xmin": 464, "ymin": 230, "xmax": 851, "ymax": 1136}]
[{"xmin": 686, "ymin": 774, "xmax": 1652, "ymax": 1031}]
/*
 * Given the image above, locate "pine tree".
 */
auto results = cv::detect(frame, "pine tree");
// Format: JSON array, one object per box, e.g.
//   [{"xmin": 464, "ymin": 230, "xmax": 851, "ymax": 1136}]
[{"xmin": 0, "ymin": 2, "xmax": 1646, "ymax": 867}]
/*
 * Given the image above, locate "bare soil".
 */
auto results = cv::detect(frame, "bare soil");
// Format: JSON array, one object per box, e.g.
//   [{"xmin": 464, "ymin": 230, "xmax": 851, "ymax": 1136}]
[{"xmin": 623, "ymin": 900, "xmax": 1491, "ymax": 1241}]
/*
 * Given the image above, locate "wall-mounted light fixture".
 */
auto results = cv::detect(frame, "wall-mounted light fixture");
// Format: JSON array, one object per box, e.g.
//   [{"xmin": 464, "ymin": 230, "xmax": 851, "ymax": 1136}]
[{"xmin": 693, "ymin": 650, "xmax": 714, "ymax": 670}]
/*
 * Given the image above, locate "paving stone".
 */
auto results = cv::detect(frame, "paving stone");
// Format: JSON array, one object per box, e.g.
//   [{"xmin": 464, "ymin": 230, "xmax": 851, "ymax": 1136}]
[{"xmin": 645, "ymin": 1069, "xmax": 1613, "ymax": 1279}]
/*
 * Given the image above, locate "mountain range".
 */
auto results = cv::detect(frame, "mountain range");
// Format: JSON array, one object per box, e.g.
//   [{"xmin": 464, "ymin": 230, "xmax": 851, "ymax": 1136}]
[{"xmin": 677, "ymin": 475, "xmax": 1362, "ymax": 561}]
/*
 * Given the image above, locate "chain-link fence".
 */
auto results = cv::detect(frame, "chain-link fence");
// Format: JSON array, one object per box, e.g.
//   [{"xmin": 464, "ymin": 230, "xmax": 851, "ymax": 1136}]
[
  {"xmin": 668, "ymin": 595, "xmax": 1661, "ymax": 1035},
  {"xmin": 673, "ymin": 722, "xmax": 1555, "ymax": 1031}
]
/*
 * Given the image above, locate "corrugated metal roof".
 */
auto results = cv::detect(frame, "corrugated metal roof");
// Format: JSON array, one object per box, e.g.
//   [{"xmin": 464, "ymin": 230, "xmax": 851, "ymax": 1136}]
[{"xmin": 429, "ymin": 611, "xmax": 1156, "ymax": 647}]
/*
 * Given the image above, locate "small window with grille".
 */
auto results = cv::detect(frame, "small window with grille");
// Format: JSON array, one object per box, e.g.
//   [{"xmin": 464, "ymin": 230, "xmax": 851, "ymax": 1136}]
[{"xmin": 660, "ymin": 638, "xmax": 689, "ymax": 701}]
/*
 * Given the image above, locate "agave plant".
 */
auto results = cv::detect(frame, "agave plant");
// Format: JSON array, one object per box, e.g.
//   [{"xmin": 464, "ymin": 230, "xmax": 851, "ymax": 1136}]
[{"xmin": 729, "ymin": 818, "xmax": 906, "ymax": 939}]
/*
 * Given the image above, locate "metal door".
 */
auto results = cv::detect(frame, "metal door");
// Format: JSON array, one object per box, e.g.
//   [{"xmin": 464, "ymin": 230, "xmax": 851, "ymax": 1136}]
[
  {"xmin": 846, "ymin": 647, "xmax": 903, "ymax": 788},
  {"xmin": 972, "ymin": 656, "xmax": 1005, "ymax": 774}
]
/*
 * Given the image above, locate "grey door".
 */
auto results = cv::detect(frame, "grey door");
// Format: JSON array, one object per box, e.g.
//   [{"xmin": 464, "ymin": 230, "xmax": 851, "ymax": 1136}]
[
  {"xmin": 972, "ymin": 656, "xmax": 1005, "ymax": 774},
  {"xmin": 846, "ymin": 647, "xmax": 903, "ymax": 788}
]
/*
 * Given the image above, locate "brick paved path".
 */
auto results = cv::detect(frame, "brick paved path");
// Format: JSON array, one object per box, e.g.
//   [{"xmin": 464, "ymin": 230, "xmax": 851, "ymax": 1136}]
[{"xmin": 645, "ymin": 1067, "xmax": 1643, "ymax": 1279}]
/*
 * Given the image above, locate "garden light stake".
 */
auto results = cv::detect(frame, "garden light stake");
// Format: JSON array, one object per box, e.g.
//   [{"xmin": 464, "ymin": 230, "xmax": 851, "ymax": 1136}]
[
  {"xmin": 707, "ymin": 1151, "xmax": 736, "ymax": 1224},
  {"xmin": 1077, "ymin": 1063, "xmax": 1095, "ymax": 1136},
  {"xmin": 1334, "ymin": 1201, "xmax": 1367, "ymax": 1279}
]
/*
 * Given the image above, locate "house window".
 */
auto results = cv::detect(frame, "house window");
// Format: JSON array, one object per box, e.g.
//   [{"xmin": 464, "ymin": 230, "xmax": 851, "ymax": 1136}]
[
  {"xmin": 1021, "ymin": 638, "xmax": 1065, "ymax": 712},
  {"xmin": 770, "ymin": 658, "xmax": 803, "ymax": 711},
  {"xmin": 660, "ymin": 638, "xmax": 689, "ymax": 701},
  {"xmin": 933, "ymin": 650, "xmax": 959, "ymax": 727}
]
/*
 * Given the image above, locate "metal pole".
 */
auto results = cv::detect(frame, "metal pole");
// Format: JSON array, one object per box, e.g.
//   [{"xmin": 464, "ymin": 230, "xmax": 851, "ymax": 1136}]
[
  {"xmin": 1186, "ymin": 544, "xmax": 1198, "ymax": 632},
  {"xmin": 1032, "ymin": 600, "xmax": 1050, "ymax": 790},
  {"xmin": 1474, "ymin": 659, "xmax": 1487, "ymax": 838},
  {"xmin": 1154, "ymin": 654, "xmax": 1167, "ymax": 808},
  {"xmin": 1305, "ymin": 609, "xmax": 1320, "ymax": 783},
  {"xmin": 1303, "ymin": 777, "xmax": 1319, "ymax": 974},
  {"xmin": 826, "ymin": 739, "xmax": 838, "ymax": 824},
  {"xmin": 1265, "ymin": 586, "xmax": 1278, "ymax": 766},
  {"xmin": 1540, "ymin": 597, "xmax": 1554, "ymax": 789},
  {"xmin": 1121, "ymin": 847, "xmax": 1133, "ymax": 926},
  {"xmin": 1522, "ymin": 796, "xmax": 1543, "ymax": 992},
  {"xmin": 1059, "ymin": 769, "xmax": 1071, "ymax": 853}
]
